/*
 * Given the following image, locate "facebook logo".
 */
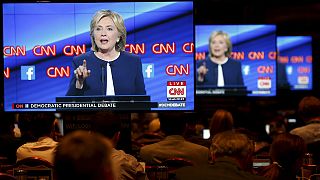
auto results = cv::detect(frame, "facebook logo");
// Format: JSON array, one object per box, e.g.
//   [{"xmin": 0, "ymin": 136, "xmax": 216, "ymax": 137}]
[
  {"xmin": 21, "ymin": 66, "xmax": 35, "ymax": 80},
  {"xmin": 142, "ymin": 64, "xmax": 154, "ymax": 78},
  {"xmin": 242, "ymin": 65, "xmax": 250, "ymax": 76},
  {"xmin": 286, "ymin": 66, "xmax": 293, "ymax": 75}
]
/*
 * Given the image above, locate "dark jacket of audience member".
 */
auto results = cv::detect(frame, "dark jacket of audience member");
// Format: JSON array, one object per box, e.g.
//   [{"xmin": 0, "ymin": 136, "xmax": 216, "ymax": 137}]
[
  {"xmin": 54, "ymin": 130, "xmax": 114, "ymax": 180},
  {"xmin": 140, "ymin": 112, "xmax": 209, "ymax": 166},
  {"xmin": 91, "ymin": 112, "xmax": 145, "ymax": 180},
  {"xmin": 174, "ymin": 131, "xmax": 265, "ymax": 180},
  {"xmin": 0, "ymin": 113, "xmax": 23, "ymax": 164},
  {"xmin": 258, "ymin": 133, "xmax": 306, "ymax": 180}
]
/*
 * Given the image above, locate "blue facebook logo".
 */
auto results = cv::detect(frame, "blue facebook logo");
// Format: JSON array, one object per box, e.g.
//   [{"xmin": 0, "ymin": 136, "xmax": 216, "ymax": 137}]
[
  {"xmin": 242, "ymin": 65, "xmax": 250, "ymax": 76},
  {"xmin": 21, "ymin": 66, "xmax": 35, "ymax": 80},
  {"xmin": 142, "ymin": 64, "xmax": 154, "ymax": 78}
]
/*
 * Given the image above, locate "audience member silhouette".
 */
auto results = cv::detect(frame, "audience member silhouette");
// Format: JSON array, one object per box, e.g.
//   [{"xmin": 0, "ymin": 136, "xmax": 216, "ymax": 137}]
[
  {"xmin": 54, "ymin": 130, "xmax": 114, "ymax": 180},
  {"xmin": 91, "ymin": 112, "xmax": 145, "ymax": 180},
  {"xmin": 254, "ymin": 114, "xmax": 288, "ymax": 155},
  {"xmin": 16, "ymin": 113, "xmax": 57, "ymax": 164},
  {"xmin": 290, "ymin": 96, "xmax": 320, "ymax": 144},
  {"xmin": 258, "ymin": 133, "xmax": 306, "ymax": 180},
  {"xmin": 131, "ymin": 113, "xmax": 160, "ymax": 140},
  {"xmin": 174, "ymin": 131, "xmax": 265, "ymax": 180},
  {"xmin": 140, "ymin": 112, "xmax": 209, "ymax": 166},
  {"xmin": 18, "ymin": 114, "xmax": 37, "ymax": 143},
  {"xmin": 266, "ymin": 115, "xmax": 287, "ymax": 141},
  {"xmin": 0, "ymin": 112, "xmax": 23, "ymax": 164},
  {"xmin": 289, "ymin": 96, "xmax": 320, "ymax": 164},
  {"xmin": 209, "ymin": 109, "xmax": 234, "ymax": 138}
]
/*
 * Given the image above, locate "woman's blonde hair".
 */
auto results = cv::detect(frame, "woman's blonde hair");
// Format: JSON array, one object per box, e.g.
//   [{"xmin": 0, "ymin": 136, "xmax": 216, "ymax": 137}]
[
  {"xmin": 90, "ymin": 10, "xmax": 126, "ymax": 52},
  {"xmin": 209, "ymin": 30, "xmax": 232, "ymax": 57}
]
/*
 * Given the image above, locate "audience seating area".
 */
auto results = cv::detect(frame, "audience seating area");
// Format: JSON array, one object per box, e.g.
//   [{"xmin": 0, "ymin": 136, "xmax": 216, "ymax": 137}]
[
  {"xmin": 0, "ymin": 172, "xmax": 17, "ymax": 180},
  {"xmin": 0, "ymin": 157, "xmax": 54, "ymax": 180}
]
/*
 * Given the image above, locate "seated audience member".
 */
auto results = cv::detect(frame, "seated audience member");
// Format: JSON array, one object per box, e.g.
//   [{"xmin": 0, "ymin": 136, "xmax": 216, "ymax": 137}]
[
  {"xmin": 54, "ymin": 130, "xmax": 114, "ymax": 180},
  {"xmin": 174, "ymin": 131, "xmax": 265, "ymax": 180},
  {"xmin": 290, "ymin": 96, "xmax": 320, "ymax": 144},
  {"xmin": 267, "ymin": 115, "xmax": 287, "ymax": 141},
  {"xmin": 132, "ymin": 113, "xmax": 164, "ymax": 148},
  {"xmin": 51, "ymin": 114, "xmax": 63, "ymax": 142},
  {"xmin": 258, "ymin": 133, "xmax": 306, "ymax": 180},
  {"xmin": 183, "ymin": 113, "xmax": 210, "ymax": 148},
  {"xmin": 131, "ymin": 113, "xmax": 161, "ymax": 141},
  {"xmin": 253, "ymin": 114, "xmax": 288, "ymax": 155},
  {"xmin": 140, "ymin": 112, "xmax": 209, "ymax": 166},
  {"xmin": 16, "ymin": 113, "xmax": 57, "ymax": 164},
  {"xmin": 91, "ymin": 112, "xmax": 145, "ymax": 180},
  {"xmin": 0, "ymin": 112, "xmax": 23, "ymax": 164},
  {"xmin": 18, "ymin": 114, "xmax": 37, "ymax": 143},
  {"xmin": 209, "ymin": 109, "xmax": 234, "ymax": 138},
  {"xmin": 148, "ymin": 117, "xmax": 161, "ymax": 133}
]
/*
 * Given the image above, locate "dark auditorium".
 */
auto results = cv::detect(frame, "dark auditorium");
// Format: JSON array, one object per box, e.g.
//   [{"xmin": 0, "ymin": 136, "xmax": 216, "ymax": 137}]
[{"xmin": 1, "ymin": 0, "xmax": 320, "ymax": 180}]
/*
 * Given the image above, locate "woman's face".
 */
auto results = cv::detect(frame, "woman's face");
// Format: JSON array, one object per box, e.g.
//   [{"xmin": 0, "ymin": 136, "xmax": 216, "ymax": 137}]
[
  {"xmin": 210, "ymin": 35, "xmax": 228, "ymax": 58},
  {"xmin": 93, "ymin": 16, "xmax": 120, "ymax": 52}
]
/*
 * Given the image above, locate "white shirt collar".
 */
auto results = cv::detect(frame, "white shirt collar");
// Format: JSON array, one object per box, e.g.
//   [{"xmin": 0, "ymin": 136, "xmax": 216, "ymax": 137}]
[
  {"xmin": 94, "ymin": 51, "xmax": 120, "ymax": 62},
  {"xmin": 211, "ymin": 57, "xmax": 228, "ymax": 65}
]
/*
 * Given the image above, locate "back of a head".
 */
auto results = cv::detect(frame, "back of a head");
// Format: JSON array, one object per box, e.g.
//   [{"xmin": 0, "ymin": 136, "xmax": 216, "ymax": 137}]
[
  {"xmin": 54, "ymin": 130, "xmax": 113, "ymax": 180},
  {"xmin": 91, "ymin": 112, "xmax": 121, "ymax": 139},
  {"xmin": 0, "ymin": 112, "xmax": 15, "ymax": 135},
  {"xmin": 209, "ymin": 109, "xmax": 234, "ymax": 137},
  {"xmin": 211, "ymin": 130, "xmax": 253, "ymax": 159},
  {"xmin": 298, "ymin": 96, "xmax": 320, "ymax": 121},
  {"xmin": 159, "ymin": 112, "xmax": 187, "ymax": 135},
  {"xmin": 270, "ymin": 133, "xmax": 306, "ymax": 169},
  {"xmin": 260, "ymin": 133, "xmax": 306, "ymax": 180},
  {"xmin": 19, "ymin": 112, "xmax": 55, "ymax": 138},
  {"xmin": 268, "ymin": 115, "xmax": 287, "ymax": 140}
]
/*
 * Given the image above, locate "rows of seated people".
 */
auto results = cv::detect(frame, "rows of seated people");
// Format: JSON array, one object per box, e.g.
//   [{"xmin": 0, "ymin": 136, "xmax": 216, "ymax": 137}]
[{"xmin": 0, "ymin": 95, "xmax": 319, "ymax": 179}]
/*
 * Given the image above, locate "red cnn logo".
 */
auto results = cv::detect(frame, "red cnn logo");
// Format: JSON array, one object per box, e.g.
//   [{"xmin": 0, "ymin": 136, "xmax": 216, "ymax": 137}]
[
  {"xmin": 166, "ymin": 64, "xmax": 190, "ymax": 76},
  {"xmin": 12, "ymin": 103, "xmax": 24, "ymax": 109},
  {"xmin": 47, "ymin": 66, "xmax": 70, "ymax": 78},
  {"xmin": 257, "ymin": 77, "xmax": 271, "ymax": 89},
  {"xmin": 33, "ymin": 45, "xmax": 56, "ymax": 56},
  {"xmin": 63, "ymin": 45, "xmax": 86, "ymax": 56},
  {"xmin": 125, "ymin": 43, "xmax": 145, "ymax": 54},
  {"xmin": 152, "ymin": 43, "xmax": 176, "ymax": 54},
  {"xmin": 3, "ymin": 46, "xmax": 26, "ymax": 56},
  {"xmin": 257, "ymin": 66, "xmax": 274, "ymax": 74},
  {"xmin": 167, "ymin": 81, "xmax": 186, "ymax": 101}
]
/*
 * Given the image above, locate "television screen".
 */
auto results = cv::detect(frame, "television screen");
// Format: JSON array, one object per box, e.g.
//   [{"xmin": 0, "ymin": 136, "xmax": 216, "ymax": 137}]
[
  {"xmin": 277, "ymin": 36, "xmax": 312, "ymax": 90},
  {"xmin": 3, "ymin": 2, "xmax": 194, "ymax": 111},
  {"xmin": 195, "ymin": 25, "xmax": 277, "ymax": 96}
]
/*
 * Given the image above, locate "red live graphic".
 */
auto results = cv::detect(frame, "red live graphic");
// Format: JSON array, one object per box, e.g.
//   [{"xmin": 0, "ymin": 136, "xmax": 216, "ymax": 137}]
[
  {"xmin": 167, "ymin": 81, "xmax": 186, "ymax": 101},
  {"xmin": 258, "ymin": 77, "xmax": 271, "ymax": 89}
]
